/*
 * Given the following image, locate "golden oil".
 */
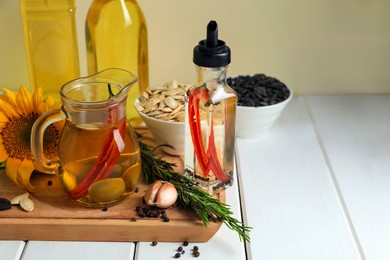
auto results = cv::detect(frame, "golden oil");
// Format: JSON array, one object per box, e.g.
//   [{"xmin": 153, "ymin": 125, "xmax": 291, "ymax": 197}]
[
  {"xmin": 85, "ymin": 0, "xmax": 149, "ymax": 126},
  {"xmin": 20, "ymin": 0, "xmax": 80, "ymax": 100}
]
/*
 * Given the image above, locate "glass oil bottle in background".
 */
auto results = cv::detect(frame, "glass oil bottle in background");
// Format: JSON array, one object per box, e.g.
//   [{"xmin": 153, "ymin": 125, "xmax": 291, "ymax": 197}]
[
  {"xmin": 184, "ymin": 21, "xmax": 237, "ymax": 194},
  {"xmin": 20, "ymin": 0, "xmax": 80, "ymax": 100},
  {"xmin": 85, "ymin": 0, "xmax": 149, "ymax": 126}
]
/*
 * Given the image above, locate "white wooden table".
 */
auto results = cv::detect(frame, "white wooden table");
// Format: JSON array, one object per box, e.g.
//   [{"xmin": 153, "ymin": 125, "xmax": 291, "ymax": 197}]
[{"xmin": 2, "ymin": 94, "xmax": 390, "ymax": 259}]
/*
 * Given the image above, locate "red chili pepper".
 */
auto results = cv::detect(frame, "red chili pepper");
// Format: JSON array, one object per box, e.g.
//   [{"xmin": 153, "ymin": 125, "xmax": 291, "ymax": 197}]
[
  {"xmin": 207, "ymin": 126, "xmax": 228, "ymax": 182},
  {"xmin": 188, "ymin": 88, "xmax": 228, "ymax": 182},
  {"xmin": 188, "ymin": 93, "xmax": 209, "ymax": 174},
  {"xmin": 69, "ymin": 118, "xmax": 126, "ymax": 200}
]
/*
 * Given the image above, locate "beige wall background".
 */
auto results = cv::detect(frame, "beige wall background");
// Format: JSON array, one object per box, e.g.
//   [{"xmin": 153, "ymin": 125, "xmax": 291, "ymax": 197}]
[{"xmin": 1, "ymin": 0, "xmax": 390, "ymax": 94}]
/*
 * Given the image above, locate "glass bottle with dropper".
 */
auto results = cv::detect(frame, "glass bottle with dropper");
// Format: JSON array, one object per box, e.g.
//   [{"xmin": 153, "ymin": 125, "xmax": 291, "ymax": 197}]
[{"xmin": 184, "ymin": 20, "xmax": 237, "ymax": 194}]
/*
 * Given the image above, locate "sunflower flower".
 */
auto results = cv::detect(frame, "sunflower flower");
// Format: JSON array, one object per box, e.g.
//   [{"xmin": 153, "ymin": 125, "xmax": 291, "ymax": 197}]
[{"xmin": 0, "ymin": 85, "xmax": 62, "ymax": 190}]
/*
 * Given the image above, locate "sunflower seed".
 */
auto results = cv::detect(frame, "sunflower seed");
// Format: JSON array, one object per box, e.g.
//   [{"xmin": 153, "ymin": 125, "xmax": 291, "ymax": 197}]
[
  {"xmin": 0, "ymin": 197, "xmax": 11, "ymax": 211},
  {"xmin": 0, "ymin": 198, "xmax": 11, "ymax": 204},
  {"xmin": 0, "ymin": 202, "xmax": 11, "ymax": 211},
  {"xmin": 10, "ymin": 192, "xmax": 29, "ymax": 205},
  {"xmin": 20, "ymin": 197, "xmax": 34, "ymax": 212}
]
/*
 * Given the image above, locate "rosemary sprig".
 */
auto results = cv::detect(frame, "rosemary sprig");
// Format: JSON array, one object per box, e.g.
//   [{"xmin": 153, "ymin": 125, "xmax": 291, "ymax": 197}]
[
  {"xmin": 136, "ymin": 132, "xmax": 251, "ymax": 242},
  {"xmin": 107, "ymin": 83, "xmax": 115, "ymax": 98}
]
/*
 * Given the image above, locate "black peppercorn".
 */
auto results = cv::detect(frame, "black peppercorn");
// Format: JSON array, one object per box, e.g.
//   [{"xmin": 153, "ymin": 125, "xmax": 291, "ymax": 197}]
[
  {"xmin": 174, "ymin": 252, "xmax": 181, "ymax": 258},
  {"xmin": 177, "ymin": 246, "xmax": 183, "ymax": 252},
  {"xmin": 47, "ymin": 180, "xmax": 53, "ymax": 186},
  {"xmin": 193, "ymin": 251, "xmax": 200, "ymax": 257},
  {"xmin": 183, "ymin": 241, "xmax": 189, "ymax": 246},
  {"xmin": 151, "ymin": 241, "xmax": 157, "ymax": 246},
  {"xmin": 102, "ymin": 207, "xmax": 108, "ymax": 212},
  {"xmin": 193, "ymin": 246, "xmax": 199, "ymax": 252}
]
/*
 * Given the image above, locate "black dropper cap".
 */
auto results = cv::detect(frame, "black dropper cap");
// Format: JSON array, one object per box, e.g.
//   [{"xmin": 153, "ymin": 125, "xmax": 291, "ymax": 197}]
[{"xmin": 193, "ymin": 20, "xmax": 231, "ymax": 68}]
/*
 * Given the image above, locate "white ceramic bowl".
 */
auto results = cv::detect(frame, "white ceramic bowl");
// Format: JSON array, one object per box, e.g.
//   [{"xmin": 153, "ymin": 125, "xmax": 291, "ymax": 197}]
[
  {"xmin": 235, "ymin": 86, "xmax": 293, "ymax": 139},
  {"xmin": 134, "ymin": 98, "xmax": 185, "ymax": 156}
]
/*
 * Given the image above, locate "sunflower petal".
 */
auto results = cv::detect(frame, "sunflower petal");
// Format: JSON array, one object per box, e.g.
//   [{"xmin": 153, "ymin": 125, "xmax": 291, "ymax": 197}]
[
  {"xmin": 32, "ymin": 87, "xmax": 43, "ymax": 114},
  {"xmin": 0, "ymin": 136, "xmax": 9, "ymax": 162},
  {"xmin": 39, "ymin": 96, "xmax": 51, "ymax": 114},
  {"xmin": 0, "ymin": 111, "xmax": 7, "ymax": 124},
  {"xmin": 16, "ymin": 85, "xmax": 33, "ymax": 115},
  {"xmin": 40, "ymin": 95, "xmax": 61, "ymax": 114},
  {"xmin": 0, "ymin": 88, "xmax": 21, "ymax": 115},
  {"xmin": 0, "ymin": 98, "xmax": 19, "ymax": 118},
  {"xmin": 5, "ymin": 157, "xmax": 23, "ymax": 187},
  {"xmin": 18, "ymin": 159, "xmax": 36, "ymax": 191}
]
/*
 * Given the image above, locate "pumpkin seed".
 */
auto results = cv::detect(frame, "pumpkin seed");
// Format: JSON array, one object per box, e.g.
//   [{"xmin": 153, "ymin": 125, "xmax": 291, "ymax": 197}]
[
  {"xmin": 10, "ymin": 192, "xmax": 29, "ymax": 205},
  {"xmin": 164, "ymin": 97, "xmax": 177, "ymax": 109},
  {"xmin": 20, "ymin": 197, "xmax": 34, "ymax": 212},
  {"xmin": 135, "ymin": 80, "xmax": 190, "ymax": 122}
]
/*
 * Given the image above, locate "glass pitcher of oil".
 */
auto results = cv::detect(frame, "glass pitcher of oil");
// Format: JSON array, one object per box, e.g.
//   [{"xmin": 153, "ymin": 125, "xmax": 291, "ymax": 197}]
[{"xmin": 30, "ymin": 68, "xmax": 141, "ymax": 207}]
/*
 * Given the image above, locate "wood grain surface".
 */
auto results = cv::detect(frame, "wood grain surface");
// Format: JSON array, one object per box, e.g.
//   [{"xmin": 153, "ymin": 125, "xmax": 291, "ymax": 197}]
[{"xmin": 0, "ymin": 128, "xmax": 223, "ymax": 242}]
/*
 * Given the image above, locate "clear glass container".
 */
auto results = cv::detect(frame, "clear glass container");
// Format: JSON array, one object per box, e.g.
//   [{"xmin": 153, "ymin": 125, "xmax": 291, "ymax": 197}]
[
  {"xmin": 31, "ymin": 69, "xmax": 141, "ymax": 207},
  {"xmin": 20, "ymin": 0, "xmax": 80, "ymax": 100},
  {"xmin": 85, "ymin": 0, "xmax": 149, "ymax": 126},
  {"xmin": 184, "ymin": 65, "xmax": 236, "ymax": 194}
]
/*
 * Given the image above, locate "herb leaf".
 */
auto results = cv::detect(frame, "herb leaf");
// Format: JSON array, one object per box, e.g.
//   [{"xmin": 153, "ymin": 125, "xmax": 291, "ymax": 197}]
[
  {"xmin": 136, "ymin": 132, "xmax": 251, "ymax": 242},
  {"xmin": 108, "ymin": 83, "xmax": 115, "ymax": 98}
]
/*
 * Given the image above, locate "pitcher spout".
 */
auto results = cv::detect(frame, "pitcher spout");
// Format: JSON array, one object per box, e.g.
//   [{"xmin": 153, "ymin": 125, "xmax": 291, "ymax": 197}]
[{"xmin": 60, "ymin": 68, "xmax": 138, "ymax": 105}]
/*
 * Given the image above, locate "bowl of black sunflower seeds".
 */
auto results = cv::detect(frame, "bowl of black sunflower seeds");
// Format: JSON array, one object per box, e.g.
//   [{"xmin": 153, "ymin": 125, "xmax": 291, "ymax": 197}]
[{"xmin": 227, "ymin": 74, "xmax": 292, "ymax": 139}]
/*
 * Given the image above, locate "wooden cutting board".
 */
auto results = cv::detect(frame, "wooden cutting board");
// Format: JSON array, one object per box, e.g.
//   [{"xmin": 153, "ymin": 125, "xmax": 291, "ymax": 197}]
[{"xmin": 0, "ymin": 128, "xmax": 223, "ymax": 242}]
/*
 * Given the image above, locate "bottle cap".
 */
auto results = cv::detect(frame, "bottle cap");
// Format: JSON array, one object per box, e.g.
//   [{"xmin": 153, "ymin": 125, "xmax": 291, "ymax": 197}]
[{"xmin": 193, "ymin": 20, "xmax": 231, "ymax": 68}]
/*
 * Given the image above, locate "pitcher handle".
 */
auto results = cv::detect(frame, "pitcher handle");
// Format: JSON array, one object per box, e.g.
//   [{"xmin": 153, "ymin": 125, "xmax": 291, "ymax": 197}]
[{"xmin": 31, "ymin": 108, "xmax": 66, "ymax": 174}]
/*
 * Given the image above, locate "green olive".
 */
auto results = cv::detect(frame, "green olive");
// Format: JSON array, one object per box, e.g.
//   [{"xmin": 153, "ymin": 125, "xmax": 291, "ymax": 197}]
[{"xmin": 88, "ymin": 178, "xmax": 126, "ymax": 203}]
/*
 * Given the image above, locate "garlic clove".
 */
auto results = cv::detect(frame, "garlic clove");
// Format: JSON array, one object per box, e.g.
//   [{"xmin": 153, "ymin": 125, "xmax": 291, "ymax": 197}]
[
  {"xmin": 155, "ymin": 182, "xmax": 178, "ymax": 209},
  {"xmin": 144, "ymin": 180, "xmax": 163, "ymax": 206},
  {"xmin": 144, "ymin": 180, "xmax": 178, "ymax": 209}
]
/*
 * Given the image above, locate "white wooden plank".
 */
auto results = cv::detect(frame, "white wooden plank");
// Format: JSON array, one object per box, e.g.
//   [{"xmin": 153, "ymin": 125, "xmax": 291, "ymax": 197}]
[
  {"xmin": 134, "ymin": 165, "xmax": 246, "ymax": 260},
  {"xmin": 0, "ymin": 240, "xmax": 25, "ymax": 260},
  {"xmin": 21, "ymin": 241, "xmax": 135, "ymax": 260},
  {"xmin": 306, "ymin": 94, "xmax": 390, "ymax": 260},
  {"xmin": 236, "ymin": 96, "xmax": 360, "ymax": 260}
]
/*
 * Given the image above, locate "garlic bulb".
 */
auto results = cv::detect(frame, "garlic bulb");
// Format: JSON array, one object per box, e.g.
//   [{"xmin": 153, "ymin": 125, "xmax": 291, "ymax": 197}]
[{"xmin": 144, "ymin": 180, "xmax": 178, "ymax": 208}]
